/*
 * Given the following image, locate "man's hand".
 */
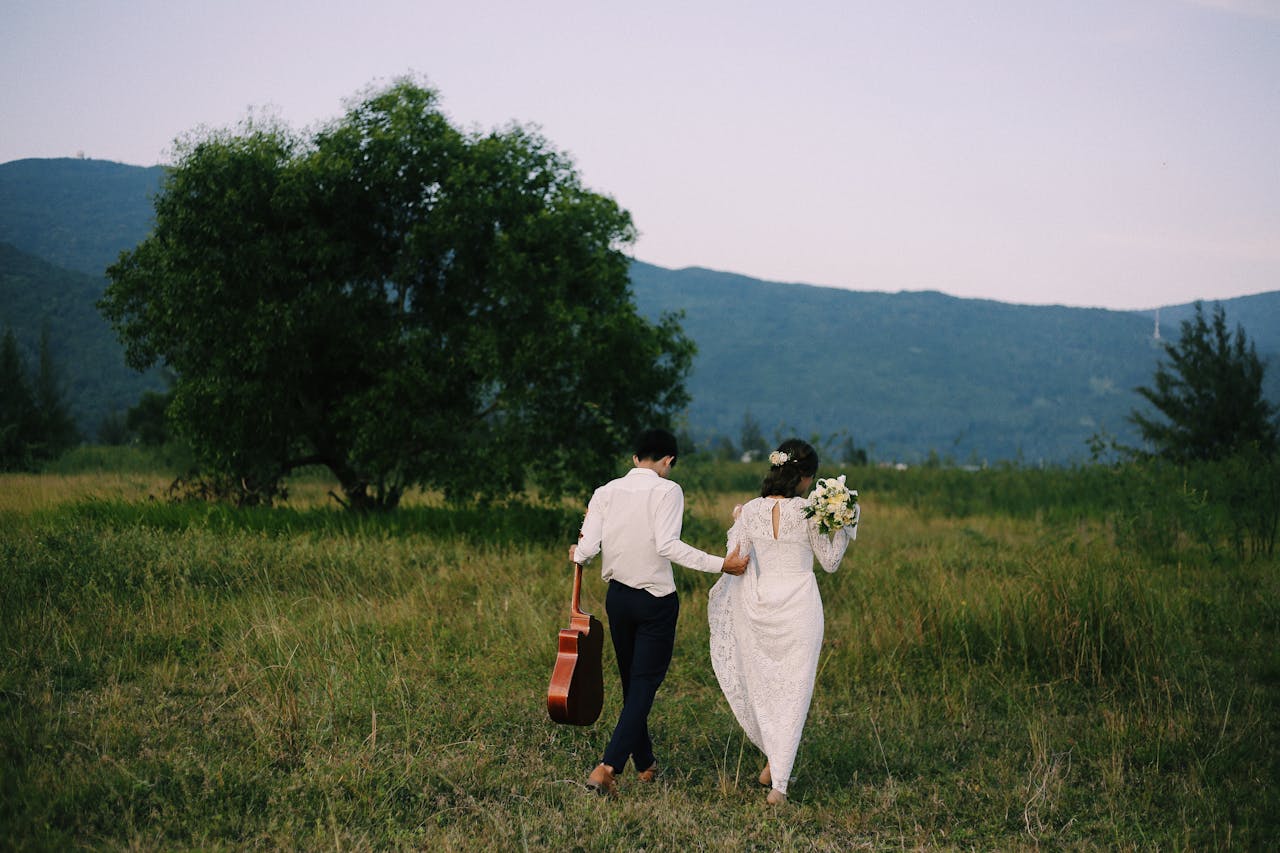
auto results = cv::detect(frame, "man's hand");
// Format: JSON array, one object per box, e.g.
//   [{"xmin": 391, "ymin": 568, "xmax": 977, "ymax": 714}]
[
  {"xmin": 568, "ymin": 544, "xmax": 578, "ymax": 563},
  {"xmin": 721, "ymin": 545, "xmax": 748, "ymax": 576}
]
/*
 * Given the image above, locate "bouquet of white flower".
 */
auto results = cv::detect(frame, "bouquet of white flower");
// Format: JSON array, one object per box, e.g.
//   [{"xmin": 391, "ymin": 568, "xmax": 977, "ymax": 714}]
[{"xmin": 803, "ymin": 474, "xmax": 859, "ymax": 536}]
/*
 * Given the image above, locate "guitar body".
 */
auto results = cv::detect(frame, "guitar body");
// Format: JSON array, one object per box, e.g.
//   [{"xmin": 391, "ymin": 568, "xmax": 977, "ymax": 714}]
[{"xmin": 547, "ymin": 563, "xmax": 605, "ymax": 725}]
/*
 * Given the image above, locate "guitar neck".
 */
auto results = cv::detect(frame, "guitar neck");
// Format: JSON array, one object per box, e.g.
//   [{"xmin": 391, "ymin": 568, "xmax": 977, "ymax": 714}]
[{"xmin": 570, "ymin": 561, "xmax": 584, "ymax": 617}]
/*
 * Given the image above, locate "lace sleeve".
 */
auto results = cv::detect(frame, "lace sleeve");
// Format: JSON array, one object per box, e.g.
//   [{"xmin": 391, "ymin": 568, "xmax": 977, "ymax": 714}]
[
  {"xmin": 726, "ymin": 509, "xmax": 750, "ymax": 557},
  {"xmin": 807, "ymin": 508, "xmax": 856, "ymax": 573}
]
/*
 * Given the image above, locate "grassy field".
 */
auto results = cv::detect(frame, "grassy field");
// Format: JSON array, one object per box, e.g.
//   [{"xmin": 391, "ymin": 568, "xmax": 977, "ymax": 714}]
[{"xmin": 1, "ymin": 459, "xmax": 1276, "ymax": 850}]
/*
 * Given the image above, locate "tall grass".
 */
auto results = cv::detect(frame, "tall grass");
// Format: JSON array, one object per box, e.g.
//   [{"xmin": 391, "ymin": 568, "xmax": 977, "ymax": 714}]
[{"xmin": 1, "ymin": 466, "xmax": 1276, "ymax": 849}]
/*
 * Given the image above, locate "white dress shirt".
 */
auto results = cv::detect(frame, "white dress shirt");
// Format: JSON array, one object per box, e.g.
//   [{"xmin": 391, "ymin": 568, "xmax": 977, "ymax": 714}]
[{"xmin": 574, "ymin": 467, "xmax": 723, "ymax": 597}]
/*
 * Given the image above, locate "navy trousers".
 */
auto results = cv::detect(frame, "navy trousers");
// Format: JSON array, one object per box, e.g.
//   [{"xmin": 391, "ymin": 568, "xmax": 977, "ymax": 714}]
[{"xmin": 601, "ymin": 580, "xmax": 679, "ymax": 773}]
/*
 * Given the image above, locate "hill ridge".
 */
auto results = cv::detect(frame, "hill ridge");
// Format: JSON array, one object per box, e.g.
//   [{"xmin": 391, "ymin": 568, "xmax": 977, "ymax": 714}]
[{"xmin": 3, "ymin": 157, "xmax": 1278, "ymax": 459}]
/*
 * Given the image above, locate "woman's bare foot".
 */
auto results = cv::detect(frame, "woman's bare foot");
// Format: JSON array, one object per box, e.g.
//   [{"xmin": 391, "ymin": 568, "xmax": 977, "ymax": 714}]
[
  {"xmin": 766, "ymin": 788, "xmax": 787, "ymax": 805},
  {"xmin": 758, "ymin": 762, "xmax": 771, "ymax": 786}
]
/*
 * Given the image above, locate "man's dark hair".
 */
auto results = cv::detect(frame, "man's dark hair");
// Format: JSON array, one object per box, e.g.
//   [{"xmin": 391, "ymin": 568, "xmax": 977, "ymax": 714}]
[{"xmin": 634, "ymin": 428, "xmax": 679, "ymax": 462}]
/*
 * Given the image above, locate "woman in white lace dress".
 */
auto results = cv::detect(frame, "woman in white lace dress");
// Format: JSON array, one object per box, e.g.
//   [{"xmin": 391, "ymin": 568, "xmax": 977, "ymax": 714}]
[{"xmin": 708, "ymin": 439, "xmax": 857, "ymax": 804}]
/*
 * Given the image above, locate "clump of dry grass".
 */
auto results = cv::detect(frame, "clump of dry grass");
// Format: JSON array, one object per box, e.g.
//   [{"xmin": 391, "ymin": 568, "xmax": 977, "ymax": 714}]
[{"xmin": 0, "ymin": 472, "xmax": 172, "ymax": 513}]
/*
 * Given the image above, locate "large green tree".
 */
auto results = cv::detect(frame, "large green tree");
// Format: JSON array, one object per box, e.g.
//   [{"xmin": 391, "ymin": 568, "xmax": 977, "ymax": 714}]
[
  {"xmin": 1130, "ymin": 302, "xmax": 1279, "ymax": 462},
  {"xmin": 101, "ymin": 79, "xmax": 694, "ymax": 509}
]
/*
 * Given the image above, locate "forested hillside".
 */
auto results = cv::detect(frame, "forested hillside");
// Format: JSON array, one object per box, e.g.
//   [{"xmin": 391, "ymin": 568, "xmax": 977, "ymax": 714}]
[
  {"xmin": 1141, "ymin": 299, "xmax": 1280, "ymax": 359},
  {"xmin": 632, "ymin": 264, "xmax": 1166, "ymax": 462},
  {"xmin": 633, "ymin": 266, "xmax": 1280, "ymax": 462},
  {"xmin": 0, "ymin": 158, "xmax": 165, "ymax": 276},
  {"xmin": 2, "ymin": 157, "xmax": 1277, "ymax": 462},
  {"xmin": 0, "ymin": 241, "xmax": 164, "ymax": 430}
]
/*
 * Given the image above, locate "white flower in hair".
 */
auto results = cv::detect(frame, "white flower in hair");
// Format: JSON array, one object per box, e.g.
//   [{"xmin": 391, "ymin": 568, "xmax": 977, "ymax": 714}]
[{"xmin": 769, "ymin": 450, "xmax": 790, "ymax": 466}]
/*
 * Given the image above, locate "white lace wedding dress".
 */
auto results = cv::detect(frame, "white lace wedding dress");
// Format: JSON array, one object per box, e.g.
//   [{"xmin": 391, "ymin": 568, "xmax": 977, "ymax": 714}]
[{"xmin": 708, "ymin": 496, "xmax": 856, "ymax": 795}]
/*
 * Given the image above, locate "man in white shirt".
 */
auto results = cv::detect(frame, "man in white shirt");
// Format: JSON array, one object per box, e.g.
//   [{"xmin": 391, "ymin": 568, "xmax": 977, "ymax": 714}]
[{"xmin": 569, "ymin": 428, "xmax": 748, "ymax": 795}]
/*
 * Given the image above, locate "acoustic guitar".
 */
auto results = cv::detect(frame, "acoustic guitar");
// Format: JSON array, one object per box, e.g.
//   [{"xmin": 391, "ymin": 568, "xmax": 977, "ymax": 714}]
[{"xmin": 546, "ymin": 561, "xmax": 604, "ymax": 725}]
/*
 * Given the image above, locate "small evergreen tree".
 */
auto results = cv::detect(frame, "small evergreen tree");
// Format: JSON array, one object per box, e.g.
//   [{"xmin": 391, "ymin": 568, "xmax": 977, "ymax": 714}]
[
  {"xmin": 126, "ymin": 390, "xmax": 173, "ymax": 446},
  {"xmin": 0, "ymin": 327, "xmax": 80, "ymax": 468},
  {"xmin": 1130, "ymin": 302, "xmax": 1279, "ymax": 462},
  {"xmin": 739, "ymin": 410, "xmax": 768, "ymax": 460},
  {"xmin": 0, "ymin": 330, "xmax": 37, "ymax": 469},
  {"xmin": 97, "ymin": 411, "xmax": 132, "ymax": 445},
  {"xmin": 32, "ymin": 326, "xmax": 79, "ymax": 457},
  {"xmin": 710, "ymin": 434, "xmax": 739, "ymax": 461},
  {"xmin": 839, "ymin": 434, "xmax": 869, "ymax": 466}
]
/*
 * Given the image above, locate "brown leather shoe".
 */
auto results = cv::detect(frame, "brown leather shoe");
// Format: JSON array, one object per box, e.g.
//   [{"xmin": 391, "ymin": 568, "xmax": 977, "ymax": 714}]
[
  {"xmin": 586, "ymin": 763, "xmax": 617, "ymax": 796},
  {"xmin": 636, "ymin": 763, "xmax": 658, "ymax": 783}
]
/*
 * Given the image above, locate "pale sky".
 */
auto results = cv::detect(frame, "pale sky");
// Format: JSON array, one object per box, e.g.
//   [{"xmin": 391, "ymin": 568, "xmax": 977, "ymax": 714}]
[{"xmin": 3, "ymin": 0, "xmax": 1278, "ymax": 310}]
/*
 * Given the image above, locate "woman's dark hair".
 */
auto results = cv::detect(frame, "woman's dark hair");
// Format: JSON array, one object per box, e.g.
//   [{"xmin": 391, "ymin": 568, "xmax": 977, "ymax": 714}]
[
  {"xmin": 634, "ymin": 428, "xmax": 679, "ymax": 462},
  {"xmin": 759, "ymin": 438, "xmax": 819, "ymax": 498}
]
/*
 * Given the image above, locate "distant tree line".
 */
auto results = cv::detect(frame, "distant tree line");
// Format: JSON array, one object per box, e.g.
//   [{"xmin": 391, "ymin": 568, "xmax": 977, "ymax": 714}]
[
  {"xmin": 0, "ymin": 327, "xmax": 78, "ymax": 469},
  {"xmin": 683, "ymin": 410, "xmax": 869, "ymax": 467}
]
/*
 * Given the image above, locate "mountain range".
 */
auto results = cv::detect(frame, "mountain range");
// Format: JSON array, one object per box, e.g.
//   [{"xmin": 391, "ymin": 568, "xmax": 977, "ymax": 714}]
[{"xmin": 2, "ymin": 157, "xmax": 1277, "ymax": 464}]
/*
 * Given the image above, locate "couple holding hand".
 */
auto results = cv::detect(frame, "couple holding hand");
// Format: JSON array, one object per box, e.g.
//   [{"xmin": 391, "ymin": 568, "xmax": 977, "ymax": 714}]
[{"xmin": 568, "ymin": 429, "xmax": 857, "ymax": 805}]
